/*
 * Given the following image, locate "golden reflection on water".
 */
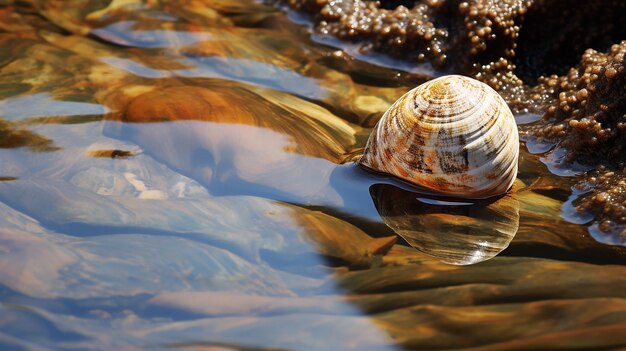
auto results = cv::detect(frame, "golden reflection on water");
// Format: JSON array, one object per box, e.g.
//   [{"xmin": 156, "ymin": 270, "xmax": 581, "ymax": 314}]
[{"xmin": 1, "ymin": 0, "xmax": 626, "ymax": 350}]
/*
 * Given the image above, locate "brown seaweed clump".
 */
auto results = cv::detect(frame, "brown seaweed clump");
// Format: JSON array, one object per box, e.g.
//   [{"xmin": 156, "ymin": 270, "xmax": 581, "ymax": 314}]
[
  {"xmin": 576, "ymin": 166, "xmax": 626, "ymax": 239},
  {"xmin": 526, "ymin": 42, "xmax": 626, "ymax": 165},
  {"xmin": 527, "ymin": 42, "xmax": 626, "ymax": 234},
  {"xmin": 280, "ymin": 0, "xmax": 531, "ymax": 71},
  {"xmin": 284, "ymin": 0, "xmax": 450, "ymax": 65}
]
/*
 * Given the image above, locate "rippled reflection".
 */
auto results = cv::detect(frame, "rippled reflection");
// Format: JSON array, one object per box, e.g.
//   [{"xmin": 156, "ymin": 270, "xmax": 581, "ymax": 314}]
[
  {"xmin": 371, "ymin": 183, "xmax": 520, "ymax": 265},
  {"xmin": 0, "ymin": 125, "xmax": 398, "ymax": 349},
  {"xmin": 2, "ymin": 0, "xmax": 626, "ymax": 350}
]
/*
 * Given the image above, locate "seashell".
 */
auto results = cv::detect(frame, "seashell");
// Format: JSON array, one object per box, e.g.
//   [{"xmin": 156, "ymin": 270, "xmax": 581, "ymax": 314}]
[{"xmin": 358, "ymin": 75, "xmax": 519, "ymax": 199}]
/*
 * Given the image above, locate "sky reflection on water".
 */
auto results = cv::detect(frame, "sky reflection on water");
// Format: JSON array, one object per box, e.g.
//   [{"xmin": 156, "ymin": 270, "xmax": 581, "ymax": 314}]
[{"xmin": 2, "ymin": 0, "xmax": 626, "ymax": 350}]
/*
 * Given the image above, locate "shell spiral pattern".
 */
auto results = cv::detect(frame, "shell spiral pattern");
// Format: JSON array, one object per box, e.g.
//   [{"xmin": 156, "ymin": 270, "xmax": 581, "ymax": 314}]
[{"xmin": 358, "ymin": 75, "xmax": 519, "ymax": 199}]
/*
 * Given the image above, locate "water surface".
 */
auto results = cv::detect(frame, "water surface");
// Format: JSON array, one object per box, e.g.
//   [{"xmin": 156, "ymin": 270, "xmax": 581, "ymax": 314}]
[{"xmin": 1, "ymin": 1, "xmax": 626, "ymax": 350}]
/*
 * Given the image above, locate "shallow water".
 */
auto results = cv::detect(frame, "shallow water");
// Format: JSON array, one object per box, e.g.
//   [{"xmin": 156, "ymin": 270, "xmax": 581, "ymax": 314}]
[{"xmin": 1, "ymin": 1, "xmax": 626, "ymax": 350}]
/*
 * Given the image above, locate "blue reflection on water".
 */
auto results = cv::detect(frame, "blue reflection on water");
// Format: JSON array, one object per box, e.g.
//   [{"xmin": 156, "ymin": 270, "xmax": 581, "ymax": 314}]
[
  {"xmin": 0, "ymin": 118, "xmax": 400, "ymax": 350},
  {"xmin": 91, "ymin": 21, "xmax": 213, "ymax": 48},
  {"xmin": 0, "ymin": 93, "xmax": 110, "ymax": 121}
]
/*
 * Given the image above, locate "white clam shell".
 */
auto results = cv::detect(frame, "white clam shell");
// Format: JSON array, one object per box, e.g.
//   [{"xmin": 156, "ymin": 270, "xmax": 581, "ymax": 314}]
[{"xmin": 358, "ymin": 75, "xmax": 519, "ymax": 199}]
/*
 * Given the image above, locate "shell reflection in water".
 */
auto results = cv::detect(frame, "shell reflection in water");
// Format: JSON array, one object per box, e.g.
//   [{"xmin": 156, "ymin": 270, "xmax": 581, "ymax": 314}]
[
  {"xmin": 359, "ymin": 75, "xmax": 519, "ymax": 199},
  {"xmin": 370, "ymin": 183, "xmax": 520, "ymax": 265}
]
